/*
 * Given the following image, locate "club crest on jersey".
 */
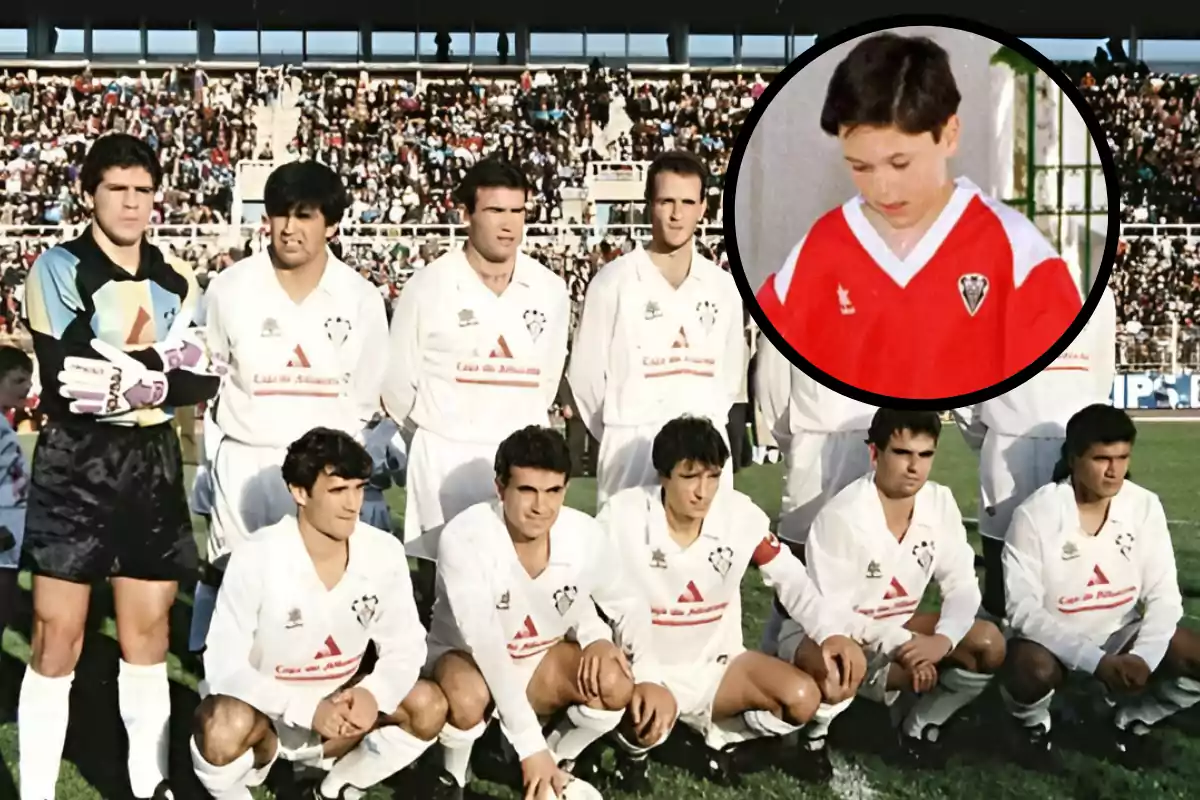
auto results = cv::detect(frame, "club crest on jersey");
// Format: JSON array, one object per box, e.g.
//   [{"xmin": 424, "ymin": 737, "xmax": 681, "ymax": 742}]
[
  {"xmin": 524, "ymin": 309, "xmax": 546, "ymax": 341},
  {"xmin": 1116, "ymin": 532, "xmax": 1135, "ymax": 561},
  {"xmin": 325, "ymin": 316, "xmax": 352, "ymax": 347},
  {"xmin": 696, "ymin": 300, "xmax": 717, "ymax": 333},
  {"xmin": 709, "ymin": 546, "xmax": 734, "ymax": 578},
  {"xmin": 497, "ymin": 590, "xmax": 510, "ymax": 610},
  {"xmin": 650, "ymin": 548, "xmax": 668, "ymax": 569},
  {"xmin": 553, "ymin": 586, "xmax": 578, "ymax": 616},
  {"xmin": 958, "ymin": 273, "xmax": 989, "ymax": 316},
  {"xmin": 351, "ymin": 594, "xmax": 379, "ymax": 628},
  {"xmin": 866, "ymin": 560, "xmax": 882, "ymax": 579},
  {"xmin": 837, "ymin": 284, "xmax": 856, "ymax": 315},
  {"xmin": 458, "ymin": 309, "xmax": 478, "ymax": 327},
  {"xmin": 644, "ymin": 300, "xmax": 662, "ymax": 320},
  {"xmin": 911, "ymin": 540, "xmax": 935, "ymax": 573},
  {"xmin": 261, "ymin": 317, "xmax": 281, "ymax": 338},
  {"xmin": 1061, "ymin": 541, "xmax": 1080, "ymax": 560},
  {"xmin": 285, "ymin": 608, "xmax": 303, "ymax": 629}
]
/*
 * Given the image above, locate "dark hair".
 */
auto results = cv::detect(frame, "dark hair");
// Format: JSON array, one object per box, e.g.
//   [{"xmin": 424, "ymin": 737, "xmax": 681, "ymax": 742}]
[
  {"xmin": 281, "ymin": 427, "xmax": 373, "ymax": 493},
  {"xmin": 867, "ymin": 408, "xmax": 942, "ymax": 450},
  {"xmin": 0, "ymin": 346, "xmax": 32, "ymax": 380},
  {"xmin": 820, "ymin": 33, "xmax": 962, "ymax": 141},
  {"xmin": 644, "ymin": 150, "xmax": 707, "ymax": 203},
  {"xmin": 263, "ymin": 160, "xmax": 349, "ymax": 226},
  {"xmin": 494, "ymin": 426, "xmax": 572, "ymax": 486},
  {"xmin": 455, "ymin": 158, "xmax": 531, "ymax": 213},
  {"xmin": 80, "ymin": 133, "xmax": 163, "ymax": 196},
  {"xmin": 1051, "ymin": 404, "xmax": 1138, "ymax": 482},
  {"xmin": 652, "ymin": 415, "xmax": 730, "ymax": 477}
]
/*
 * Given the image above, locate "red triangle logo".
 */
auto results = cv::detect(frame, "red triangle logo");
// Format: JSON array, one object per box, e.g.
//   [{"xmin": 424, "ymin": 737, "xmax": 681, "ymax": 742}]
[
  {"xmin": 513, "ymin": 615, "xmax": 538, "ymax": 639},
  {"xmin": 490, "ymin": 336, "xmax": 514, "ymax": 359},
  {"xmin": 313, "ymin": 635, "xmax": 341, "ymax": 659},
  {"xmin": 287, "ymin": 345, "xmax": 311, "ymax": 368},
  {"xmin": 883, "ymin": 577, "xmax": 908, "ymax": 600},
  {"xmin": 671, "ymin": 327, "xmax": 689, "ymax": 349},
  {"xmin": 677, "ymin": 580, "xmax": 704, "ymax": 603},
  {"xmin": 127, "ymin": 306, "xmax": 153, "ymax": 345},
  {"xmin": 1087, "ymin": 565, "xmax": 1110, "ymax": 587}
]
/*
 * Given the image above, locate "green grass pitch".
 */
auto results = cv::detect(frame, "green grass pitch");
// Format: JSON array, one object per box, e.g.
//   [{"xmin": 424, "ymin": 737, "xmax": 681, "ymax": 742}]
[{"xmin": 2, "ymin": 422, "xmax": 1200, "ymax": 799}]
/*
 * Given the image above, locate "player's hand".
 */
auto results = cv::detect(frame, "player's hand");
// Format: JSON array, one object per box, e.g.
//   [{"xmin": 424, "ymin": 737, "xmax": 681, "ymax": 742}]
[
  {"xmin": 521, "ymin": 749, "xmax": 570, "ymax": 800},
  {"xmin": 1096, "ymin": 653, "xmax": 1152, "ymax": 694},
  {"xmin": 577, "ymin": 640, "xmax": 632, "ymax": 701},
  {"xmin": 311, "ymin": 697, "xmax": 353, "ymax": 740},
  {"xmin": 59, "ymin": 342, "xmax": 167, "ymax": 415},
  {"xmin": 821, "ymin": 635, "xmax": 867, "ymax": 694},
  {"xmin": 150, "ymin": 328, "xmax": 229, "ymax": 377},
  {"xmin": 896, "ymin": 633, "xmax": 954, "ymax": 671},
  {"xmin": 911, "ymin": 661, "xmax": 939, "ymax": 693},
  {"xmin": 628, "ymin": 681, "xmax": 677, "ymax": 747},
  {"xmin": 330, "ymin": 687, "xmax": 379, "ymax": 736}
]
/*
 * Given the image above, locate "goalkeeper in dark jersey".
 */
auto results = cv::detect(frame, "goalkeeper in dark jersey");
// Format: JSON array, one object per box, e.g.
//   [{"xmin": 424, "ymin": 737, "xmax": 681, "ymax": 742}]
[{"xmin": 17, "ymin": 133, "xmax": 223, "ymax": 800}]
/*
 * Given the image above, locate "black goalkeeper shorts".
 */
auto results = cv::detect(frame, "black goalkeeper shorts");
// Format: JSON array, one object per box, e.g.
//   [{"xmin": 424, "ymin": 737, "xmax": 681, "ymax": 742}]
[{"xmin": 22, "ymin": 420, "xmax": 197, "ymax": 583}]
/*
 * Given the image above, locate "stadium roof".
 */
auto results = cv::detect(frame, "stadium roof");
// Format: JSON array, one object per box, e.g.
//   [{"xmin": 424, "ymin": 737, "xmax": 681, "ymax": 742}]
[{"xmin": 5, "ymin": 2, "xmax": 1200, "ymax": 39}]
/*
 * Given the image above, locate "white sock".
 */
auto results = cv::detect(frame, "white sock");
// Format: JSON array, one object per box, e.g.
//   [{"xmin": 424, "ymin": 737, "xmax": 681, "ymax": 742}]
[
  {"xmin": 189, "ymin": 581, "xmax": 219, "ymax": 653},
  {"xmin": 320, "ymin": 726, "xmax": 434, "ymax": 799},
  {"xmin": 546, "ymin": 705, "xmax": 624, "ymax": 763},
  {"xmin": 901, "ymin": 667, "xmax": 992, "ymax": 742},
  {"xmin": 1115, "ymin": 676, "xmax": 1200, "ymax": 733},
  {"xmin": 18, "ymin": 668, "xmax": 74, "ymax": 800},
  {"xmin": 438, "ymin": 721, "xmax": 486, "ymax": 787},
  {"xmin": 1001, "ymin": 685, "xmax": 1054, "ymax": 733},
  {"xmin": 189, "ymin": 735, "xmax": 272, "ymax": 799},
  {"xmin": 802, "ymin": 697, "xmax": 854, "ymax": 750},
  {"xmin": 742, "ymin": 708, "xmax": 803, "ymax": 739},
  {"xmin": 119, "ymin": 660, "xmax": 172, "ymax": 797},
  {"xmin": 759, "ymin": 603, "xmax": 786, "ymax": 653},
  {"xmin": 613, "ymin": 727, "xmax": 667, "ymax": 758}
]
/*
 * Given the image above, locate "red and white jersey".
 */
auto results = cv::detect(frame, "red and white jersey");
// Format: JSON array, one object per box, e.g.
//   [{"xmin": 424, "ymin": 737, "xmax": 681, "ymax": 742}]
[
  {"xmin": 203, "ymin": 516, "xmax": 423, "ymax": 731},
  {"xmin": 806, "ymin": 474, "xmax": 981, "ymax": 656},
  {"xmin": 433, "ymin": 501, "xmax": 655, "ymax": 761},
  {"xmin": 963, "ymin": 284, "xmax": 1117, "ymax": 440},
  {"xmin": 598, "ymin": 485, "xmax": 841, "ymax": 665},
  {"xmin": 204, "ymin": 251, "xmax": 390, "ymax": 448},
  {"xmin": 754, "ymin": 332, "xmax": 875, "ymax": 445},
  {"xmin": 568, "ymin": 245, "xmax": 744, "ymax": 438},
  {"xmin": 383, "ymin": 250, "xmax": 569, "ymax": 445},
  {"xmin": 1003, "ymin": 479, "xmax": 1181, "ymax": 674},
  {"xmin": 756, "ymin": 177, "xmax": 1083, "ymax": 399}
]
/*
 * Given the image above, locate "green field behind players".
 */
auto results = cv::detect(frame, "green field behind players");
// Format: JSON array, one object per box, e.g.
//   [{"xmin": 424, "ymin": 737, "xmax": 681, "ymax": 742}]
[{"xmin": 2, "ymin": 423, "xmax": 1199, "ymax": 799}]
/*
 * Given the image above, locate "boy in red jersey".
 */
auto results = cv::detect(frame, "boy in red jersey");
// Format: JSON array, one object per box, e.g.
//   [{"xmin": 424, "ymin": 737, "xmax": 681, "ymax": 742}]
[{"xmin": 755, "ymin": 33, "xmax": 1083, "ymax": 400}]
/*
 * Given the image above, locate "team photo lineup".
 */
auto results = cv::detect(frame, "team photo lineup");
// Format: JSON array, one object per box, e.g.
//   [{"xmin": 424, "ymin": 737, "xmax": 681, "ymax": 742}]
[{"xmin": 1, "ymin": 16, "xmax": 1198, "ymax": 800}]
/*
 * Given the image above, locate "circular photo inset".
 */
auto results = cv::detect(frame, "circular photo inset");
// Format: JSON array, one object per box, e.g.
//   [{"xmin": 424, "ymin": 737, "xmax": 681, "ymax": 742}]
[{"xmin": 725, "ymin": 16, "xmax": 1119, "ymax": 408}]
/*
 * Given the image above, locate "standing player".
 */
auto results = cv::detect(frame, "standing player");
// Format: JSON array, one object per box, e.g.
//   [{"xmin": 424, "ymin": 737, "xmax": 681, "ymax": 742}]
[
  {"xmin": 955, "ymin": 283, "xmax": 1117, "ymax": 623},
  {"xmin": 189, "ymin": 160, "xmax": 390, "ymax": 652},
  {"xmin": 0, "ymin": 346, "xmax": 33, "ymax": 635},
  {"xmin": 18, "ymin": 133, "xmax": 222, "ymax": 800},
  {"xmin": 779, "ymin": 409, "xmax": 1006, "ymax": 766},
  {"xmin": 428, "ymin": 426, "xmax": 654, "ymax": 800},
  {"xmin": 568, "ymin": 151, "xmax": 745, "ymax": 506},
  {"xmin": 190, "ymin": 428, "xmax": 452, "ymax": 800},
  {"xmin": 753, "ymin": 332, "xmax": 876, "ymax": 652},
  {"xmin": 1002, "ymin": 405, "xmax": 1200, "ymax": 769},
  {"xmin": 598, "ymin": 416, "xmax": 867, "ymax": 789},
  {"xmin": 755, "ymin": 33, "xmax": 1082, "ymax": 399},
  {"xmin": 381, "ymin": 159, "xmax": 569, "ymax": 592},
  {"xmin": 360, "ymin": 413, "xmax": 407, "ymax": 533}
]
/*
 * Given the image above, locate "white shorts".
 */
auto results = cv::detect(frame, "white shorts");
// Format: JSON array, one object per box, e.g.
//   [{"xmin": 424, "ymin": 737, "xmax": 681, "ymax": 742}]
[
  {"xmin": 0, "ymin": 506, "xmax": 24, "ymax": 570},
  {"xmin": 208, "ymin": 440, "xmax": 294, "ymax": 567},
  {"xmin": 979, "ymin": 433, "xmax": 1063, "ymax": 540},
  {"xmin": 596, "ymin": 419, "xmax": 733, "ymax": 508},
  {"xmin": 422, "ymin": 638, "xmax": 551, "ymax": 697},
  {"xmin": 360, "ymin": 491, "xmax": 393, "ymax": 533},
  {"xmin": 777, "ymin": 620, "xmax": 900, "ymax": 707},
  {"xmin": 403, "ymin": 428, "xmax": 499, "ymax": 557},
  {"xmin": 778, "ymin": 429, "xmax": 871, "ymax": 546},
  {"xmin": 660, "ymin": 649, "xmax": 742, "ymax": 737}
]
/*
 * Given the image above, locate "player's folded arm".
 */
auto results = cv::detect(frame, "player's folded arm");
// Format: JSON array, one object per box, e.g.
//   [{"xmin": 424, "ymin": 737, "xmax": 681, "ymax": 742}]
[
  {"xmin": 380, "ymin": 275, "xmax": 422, "ymax": 424},
  {"xmin": 566, "ymin": 269, "xmax": 618, "ymax": 439},
  {"xmin": 1128, "ymin": 499, "xmax": 1184, "ymax": 671},
  {"xmin": 929, "ymin": 496, "xmax": 984, "ymax": 649}
]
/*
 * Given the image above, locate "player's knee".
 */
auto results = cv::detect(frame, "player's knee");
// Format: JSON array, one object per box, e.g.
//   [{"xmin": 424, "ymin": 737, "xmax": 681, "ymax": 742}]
[
  {"xmin": 30, "ymin": 614, "xmax": 86, "ymax": 676},
  {"xmin": 965, "ymin": 620, "xmax": 1007, "ymax": 673},
  {"xmin": 437, "ymin": 663, "xmax": 491, "ymax": 728},
  {"xmin": 1006, "ymin": 641, "xmax": 1062, "ymax": 696},
  {"xmin": 596, "ymin": 659, "xmax": 634, "ymax": 711},
  {"xmin": 781, "ymin": 671, "xmax": 822, "ymax": 726},
  {"xmin": 194, "ymin": 695, "xmax": 261, "ymax": 766},
  {"xmin": 397, "ymin": 680, "xmax": 449, "ymax": 741}
]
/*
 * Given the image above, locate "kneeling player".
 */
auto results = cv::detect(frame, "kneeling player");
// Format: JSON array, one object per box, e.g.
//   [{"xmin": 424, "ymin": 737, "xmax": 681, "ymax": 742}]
[
  {"xmin": 191, "ymin": 428, "xmax": 450, "ymax": 800},
  {"xmin": 599, "ymin": 415, "xmax": 867, "ymax": 787},
  {"xmin": 429, "ymin": 426, "xmax": 657, "ymax": 800},
  {"xmin": 1002, "ymin": 404, "xmax": 1200, "ymax": 769},
  {"xmin": 781, "ymin": 409, "xmax": 1006, "ymax": 767}
]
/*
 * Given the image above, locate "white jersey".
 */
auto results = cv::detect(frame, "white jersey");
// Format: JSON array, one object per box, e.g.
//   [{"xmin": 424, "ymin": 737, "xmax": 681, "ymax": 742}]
[
  {"xmin": 597, "ymin": 485, "xmax": 841, "ymax": 665},
  {"xmin": 382, "ymin": 250, "xmax": 570, "ymax": 445},
  {"xmin": 568, "ymin": 245, "xmax": 744, "ymax": 439},
  {"xmin": 806, "ymin": 475, "xmax": 981, "ymax": 657},
  {"xmin": 204, "ymin": 250, "xmax": 389, "ymax": 448},
  {"xmin": 432, "ymin": 501, "xmax": 656, "ymax": 761},
  {"xmin": 204, "ymin": 516, "xmax": 423, "ymax": 730},
  {"xmin": 1003, "ymin": 479, "xmax": 1181, "ymax": 674}
]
